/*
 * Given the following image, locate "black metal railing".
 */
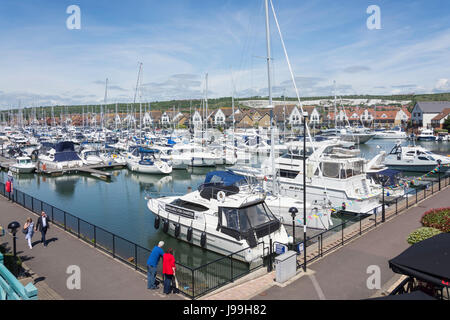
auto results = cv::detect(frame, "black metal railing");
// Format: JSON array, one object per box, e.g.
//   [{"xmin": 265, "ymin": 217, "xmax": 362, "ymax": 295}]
[
  {"xmin": 0, "ymin": 182, "xmax": 266, "ymax": 299},
  {"xmin": 274, "ymin": 172, "xmax": 450, "ymax": 271}
]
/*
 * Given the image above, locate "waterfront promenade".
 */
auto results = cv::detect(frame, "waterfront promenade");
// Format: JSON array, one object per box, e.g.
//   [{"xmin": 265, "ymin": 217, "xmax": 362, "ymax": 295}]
[
  {"xmin": 203, "ymin": 185, "xmax": 449, "ymax": 300},
  {"xmin": 0, "ymin": 196, "xmax": 184, "ymax": 300}
]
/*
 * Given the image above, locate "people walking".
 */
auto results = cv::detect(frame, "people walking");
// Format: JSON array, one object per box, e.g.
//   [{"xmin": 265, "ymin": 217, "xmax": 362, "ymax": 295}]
[
  {"xmin": 146, "ymin": 241, "xmax": 164, "ymax": 290},
  {"xmin": 23, "ymin": 218, "xmax": 34, "ymax": 249},
  {"xmin": 162, "ymin": 248, "xmax": 176, "ymax": 294},
  {"xmin": 35, "ymin": 211, "xmax": 50, "ymax": 247}
]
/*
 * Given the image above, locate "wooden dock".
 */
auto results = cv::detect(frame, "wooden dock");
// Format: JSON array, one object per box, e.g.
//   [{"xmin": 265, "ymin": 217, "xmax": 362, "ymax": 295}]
[
  {"xmin": 0, "ymin": 156, "xmax": 126, "ymax": 181},
  {"xmin": 37, "ymin": 163, "xmax": 126, "ymax": 181}
]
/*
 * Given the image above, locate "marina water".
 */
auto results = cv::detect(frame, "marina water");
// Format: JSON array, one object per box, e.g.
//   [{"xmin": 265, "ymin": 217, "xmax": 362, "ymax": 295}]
[{"xmin": 2, "ymin": 139, "xmax": 449, "ymax": 269}]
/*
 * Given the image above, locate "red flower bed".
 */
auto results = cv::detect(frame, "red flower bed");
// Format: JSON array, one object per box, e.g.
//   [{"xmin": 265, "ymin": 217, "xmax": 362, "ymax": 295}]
[{"xmin": 421, "ymin": 207, "xmax": 450, "ymax": 233}]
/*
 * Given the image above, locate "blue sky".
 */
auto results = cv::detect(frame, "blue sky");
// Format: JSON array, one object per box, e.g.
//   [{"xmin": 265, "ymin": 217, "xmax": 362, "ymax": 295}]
[{"xmin": 0, "ymin": 0, "xmax": 449, "ymax": 108}]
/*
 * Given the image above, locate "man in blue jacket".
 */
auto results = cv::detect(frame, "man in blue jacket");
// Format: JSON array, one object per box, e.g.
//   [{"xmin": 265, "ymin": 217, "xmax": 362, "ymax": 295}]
[{"xmin": 147, "ymin": 241, "xmax": 165, "ymax": 289}]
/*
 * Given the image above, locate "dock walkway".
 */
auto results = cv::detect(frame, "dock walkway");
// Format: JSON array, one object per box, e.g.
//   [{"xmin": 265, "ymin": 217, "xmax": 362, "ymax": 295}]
[
  {"xmin": 0, "ymin": 195, "xmax": 183, "ymax": 300},
  {"xmin": 202, "ymin": 181, "xmax": 450, "ymax": 300}
]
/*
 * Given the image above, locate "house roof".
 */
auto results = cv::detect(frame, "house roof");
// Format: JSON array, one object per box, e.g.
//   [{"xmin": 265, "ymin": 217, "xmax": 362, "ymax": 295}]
[
  {"xmin": 415, "ymin": 101, "xmax": 450, "ymax": 113},
  {"xmin": 431, "ymin": 108, "xmax": 450, "ymax": 121}
]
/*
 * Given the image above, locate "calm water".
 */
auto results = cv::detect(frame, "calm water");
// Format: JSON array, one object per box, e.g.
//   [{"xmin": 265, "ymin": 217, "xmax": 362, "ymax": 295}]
[{"xmin": 2, "ymin": 139, "xmax": 449, "ymax": 267}]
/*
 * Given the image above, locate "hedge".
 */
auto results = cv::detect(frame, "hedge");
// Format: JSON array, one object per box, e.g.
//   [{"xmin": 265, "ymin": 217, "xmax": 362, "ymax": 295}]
[
  {"xmin": 421, "ymin": 207, "xmax": 450, "ymax": 233},
  {"xmin": 407, "ymin": 227, "xmax": 442, "ymax": 245}
]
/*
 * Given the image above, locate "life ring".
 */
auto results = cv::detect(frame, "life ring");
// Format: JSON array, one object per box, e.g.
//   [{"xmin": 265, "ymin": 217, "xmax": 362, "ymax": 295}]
[{"xmin": 217, "ymin": 191, "xmax": 226, "ymax": 202}]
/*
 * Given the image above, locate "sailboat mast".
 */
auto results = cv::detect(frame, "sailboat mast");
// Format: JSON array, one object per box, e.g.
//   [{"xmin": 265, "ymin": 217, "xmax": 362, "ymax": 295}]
[
  {"xmin": 334, "ymin": 80, "xmax": 337, "ymax": 129},
  {"xmin": 265, "ymin": 0, "xmax": 276, "ymax": 193}
]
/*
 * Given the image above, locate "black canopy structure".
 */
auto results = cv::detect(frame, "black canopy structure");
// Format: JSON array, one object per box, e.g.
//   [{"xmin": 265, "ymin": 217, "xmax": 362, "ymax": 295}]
[{"xmin": 389, "ymin": 233, "xmax": 450, "ymax": 288}]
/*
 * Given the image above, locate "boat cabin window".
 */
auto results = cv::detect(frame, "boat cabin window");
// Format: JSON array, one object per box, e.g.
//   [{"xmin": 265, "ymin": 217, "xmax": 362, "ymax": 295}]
[
  {"xmin": 220, "ymin": 202, "xmax": 275, "ymax": 232},
  {"xmin": 320, "ymin": 162, "xmax": 340, "ymax": 178},
  {"xmin": 278, "ymin": 169, "xmax": 299, "ymax": 179},
  {"xmin": 418, "ymin": 156, "xmax": 429, "ymax": 161},
  {"xmin": 170, "ymin": 199, "xmax": 209, "ymax": 212}
]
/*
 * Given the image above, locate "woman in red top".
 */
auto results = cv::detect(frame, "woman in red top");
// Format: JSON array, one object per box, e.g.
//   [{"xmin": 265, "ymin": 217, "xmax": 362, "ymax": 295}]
[{"xmin": 162, "ymin": 248, "xmax": 176, "ymax": 294}]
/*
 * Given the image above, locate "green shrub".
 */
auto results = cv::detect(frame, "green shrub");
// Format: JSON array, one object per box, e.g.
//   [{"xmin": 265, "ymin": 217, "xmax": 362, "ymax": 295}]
[
  {"xmin": 421, "ymin": 207, "xmax": 450, "ymax": 233},
  {"xmin": 407, "ymin": 227, "xmax": 442, "ymax": 245}
]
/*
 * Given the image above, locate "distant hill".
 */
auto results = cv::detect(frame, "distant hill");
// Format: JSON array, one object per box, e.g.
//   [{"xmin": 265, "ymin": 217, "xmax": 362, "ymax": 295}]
[{"xmin": 3, "ymin": 92, "xmax": 450, "ymax": 118}]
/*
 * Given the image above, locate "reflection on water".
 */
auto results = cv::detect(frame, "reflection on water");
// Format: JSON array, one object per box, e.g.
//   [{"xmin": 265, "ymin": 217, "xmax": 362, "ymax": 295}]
[{"xmin": 2, "ymin": 140, "xmax": 449, "ymax": 268}]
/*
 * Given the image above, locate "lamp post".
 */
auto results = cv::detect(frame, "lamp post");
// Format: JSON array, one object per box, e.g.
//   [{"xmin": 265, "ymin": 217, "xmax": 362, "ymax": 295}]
[
  {"xmin": 303, "ymin": 111, "xmax": 308, "ymax": 272},
  {"xmin": 7, "ymin": 221, "xmax": 20, "ymax": 258},
  {"xmin": 289, "ymin": 207, "xmax": 298, "ymax": 245}
]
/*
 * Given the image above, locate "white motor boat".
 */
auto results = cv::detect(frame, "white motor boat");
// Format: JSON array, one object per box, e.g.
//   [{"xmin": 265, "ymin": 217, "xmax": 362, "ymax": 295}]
[
  {"xmin": 147, "ymin": 170, "xmax": 290, "ymax": 263},
  {"xmin": 38, "ymin": 141, "xmax": 84, "ymax": 170},
  {"xmin": 79, "ymin": 147, "xmax": 104, "ymax": 166},
  {"xmin": 260, "ymin": 140, "xmax": 382, "ymax": 214},
  {"xmin": 10, "ymin": 156, "xmax": 35, "ymax": 173},
  {"xmin": 373, "ymin": 127, "xmax": 407, "ymax": 139},
  {"xmin": 126, "ymin": 147, "xmax": 172, "ymax": 174},
  {"xmin": 416, "ymin": 128, "xmax": 437, "ymax": 141},
  {"xmin": 383, "ymin": 142, "xmax": 450, "ymax": 172}
]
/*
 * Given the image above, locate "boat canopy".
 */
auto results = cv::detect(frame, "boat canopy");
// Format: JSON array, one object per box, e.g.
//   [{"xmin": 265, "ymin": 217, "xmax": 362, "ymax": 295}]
[
  {"xmin": 367, "ymin": 169, "xmax": 402, "ymax": 185},
  {"xmin": 204, "ymin": 170, "xmax": 246, "ymax": 187},
  {"xmin": 54, "ymin": 141, "xmax": 76, "ymax": 152}
]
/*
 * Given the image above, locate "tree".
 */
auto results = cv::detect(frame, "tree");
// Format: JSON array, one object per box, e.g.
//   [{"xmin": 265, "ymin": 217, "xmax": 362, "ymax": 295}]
[{"xmin": 443, "ymin": 117, "xmax": 450, "ymax": 132}]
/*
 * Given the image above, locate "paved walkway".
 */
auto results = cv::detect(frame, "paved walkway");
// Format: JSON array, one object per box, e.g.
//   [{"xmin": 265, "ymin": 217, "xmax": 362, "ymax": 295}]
[
  {"xmin": 0, "ymin": 196, "xmax": 184, "ymax": 300},
  {"xmin": 203, "ymin": 185, "xmax": 449, "ymax": 300}
]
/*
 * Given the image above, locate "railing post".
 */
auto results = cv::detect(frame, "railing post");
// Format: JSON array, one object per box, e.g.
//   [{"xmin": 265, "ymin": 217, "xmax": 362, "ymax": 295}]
[
  {"xmin": 31, "ymin": 196, "xmax": 34, "ymax": 212},
  {"xmin": 135, "ymin": 245, "xmax": 138, "ymax": 270},
  {"xmin": 192, "ymin": 269, "xmax": 195, "ymax": 298},
  {"xmin": 406, "ymin": 192, "xmax": 408, "ymax": 208},
  {"xmin": 359, "ymin": 215, "xmax": 362, "ymax": 235},
  {"xmin": 416, "ymin": 188, "xmax": 418, "ymax": 203},
  {"xmin": 93, "ymin": 226, "xmax": 96, "ymax": 248},
  {"xmin": 51, "ymin": 206, "xmax": 54, "ymax": 222},
  {"xmin": 230, "ymin": 256, "xmax": 233, "ymax": 282},
  {"xmin": 112, "ymin": 234, "xmax": 115, "ymax": 258},
  {"xmin": 77, "ymin": 219, "xmax": 80, "ymax": 239},
  {"xmin": 63, "ymin": 212, "xmax": 66, "ymax": 231},
  {"xmin": 341, "ymin": 221, "xmax": 345, "ymax": 246},
  {"xmin": 395, "ymin": 197, "xmax": 398, "ymax": 215}
]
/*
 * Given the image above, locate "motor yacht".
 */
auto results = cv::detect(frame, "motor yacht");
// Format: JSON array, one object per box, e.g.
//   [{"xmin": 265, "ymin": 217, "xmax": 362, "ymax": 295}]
[
  {"xmin": 383, "ymin": 142, "xmax": 450, "ymax": 172},
  {"xmin": 10, "ymin": 156, "xmax": 35, "ymax": 174},
  {"xmin": 147, "ymin": 170, "xmax": 290, "ymax": 263},
  {"xmin": 373, "ymin": 127, "xmax": 407, "ymax": 139}
]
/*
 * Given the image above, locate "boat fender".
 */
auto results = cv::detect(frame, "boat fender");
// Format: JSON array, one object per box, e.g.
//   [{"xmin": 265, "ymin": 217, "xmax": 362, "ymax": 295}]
[
  {"xmin": 162, "ymin": 219, "xmax": 169, "ymax": 233},
  {"xmin": 174, "ymin": 223, "xmax": 181, "ymax": 238},
  {"xmin": 200, "ymin": 232, "xmax": 207, "ymax": 247},
  {"xmin": 154, "ymin": 216, "xmax": 160, "ymax": 229},
  {"xmin": 217, "ymin": 191, "xmax": 226, "ymax": 202},
  {"xmin": 187, "ymin": 227, "xmax": 193, "ymax": 242}
]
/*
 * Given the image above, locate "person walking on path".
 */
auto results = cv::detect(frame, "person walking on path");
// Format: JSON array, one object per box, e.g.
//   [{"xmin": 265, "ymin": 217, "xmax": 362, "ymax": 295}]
[
  {"xmin": 23, "ymin": 218, "xmax": 34, "ymax": 249},
  {"xmin": 35, "ymin": 211, "xmax": 50, "ymax": 247},
  {"xmin": 162, "ymin": 248, "xmax": 176, "ymax": 295},
  {"xmin": 146, "ymin": 241, "xmax": 164, "ymax": 290}
]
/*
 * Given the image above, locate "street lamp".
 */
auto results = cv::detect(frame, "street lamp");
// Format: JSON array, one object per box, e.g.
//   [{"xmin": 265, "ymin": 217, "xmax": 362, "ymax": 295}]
[
  {"xmin": 7, "ymin": 221, "xmax": 20, "ymax": 258},
  {"xmin": 289, "ymin": 207, "xmax": 298, "ymax": 245},
  {"xmin": 303, "ymin": 111, "xmax": 308, "ymax": 271}
]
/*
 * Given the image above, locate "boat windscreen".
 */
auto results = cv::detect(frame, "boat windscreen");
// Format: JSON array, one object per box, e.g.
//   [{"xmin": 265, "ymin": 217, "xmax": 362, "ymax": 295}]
[{"xmin": 221, "ymin": 202, "xmax": 275, "ymax": 232}]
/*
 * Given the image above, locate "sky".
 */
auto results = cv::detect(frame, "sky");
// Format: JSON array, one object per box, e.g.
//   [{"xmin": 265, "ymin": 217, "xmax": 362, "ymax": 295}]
[{"xmin": 0, "ymin": 0, "xmax": 449, "ymax": 108}]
